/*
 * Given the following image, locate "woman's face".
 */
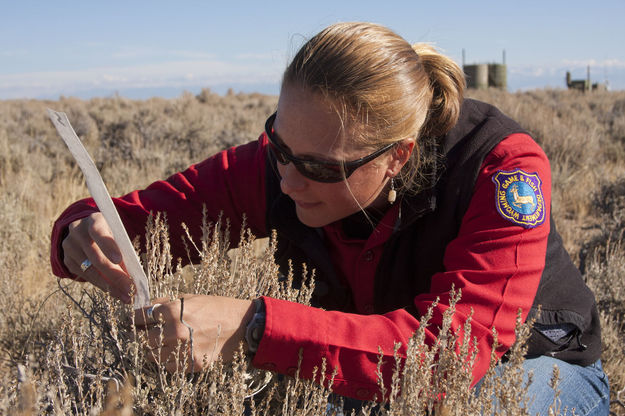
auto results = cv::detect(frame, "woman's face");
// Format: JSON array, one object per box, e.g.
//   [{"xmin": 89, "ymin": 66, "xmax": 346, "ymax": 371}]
[{"xmin": 272, "ymin": 85, "xmax": 395, "ymax": 228}]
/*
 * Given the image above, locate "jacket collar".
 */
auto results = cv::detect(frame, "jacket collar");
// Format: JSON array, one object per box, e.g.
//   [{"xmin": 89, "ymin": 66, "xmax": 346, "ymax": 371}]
[{"xmin": 394, "ymin": 98, "xmax": 491, "ymax": 230}]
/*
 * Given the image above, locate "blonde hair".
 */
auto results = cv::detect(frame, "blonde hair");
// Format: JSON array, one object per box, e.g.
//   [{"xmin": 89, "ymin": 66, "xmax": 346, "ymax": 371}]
[{"xmin": 282, "ymin": 22, "xmax": 465, "ymax": 194}]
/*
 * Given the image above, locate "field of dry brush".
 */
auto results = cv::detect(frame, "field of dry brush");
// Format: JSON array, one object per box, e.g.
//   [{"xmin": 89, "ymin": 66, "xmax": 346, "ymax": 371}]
[{"xmin": 0, "ymin": 88, "xmax": 623, "ymax": 414}]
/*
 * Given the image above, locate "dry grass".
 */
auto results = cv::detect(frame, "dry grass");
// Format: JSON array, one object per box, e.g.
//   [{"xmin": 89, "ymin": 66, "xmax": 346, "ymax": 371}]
[{"xmin": 0, "ymin": 87, "xmax": 624, "ymax": 414}]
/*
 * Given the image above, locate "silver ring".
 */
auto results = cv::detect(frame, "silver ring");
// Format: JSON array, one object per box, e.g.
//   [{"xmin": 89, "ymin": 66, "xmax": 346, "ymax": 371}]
[
  {"xmin": 80, "ymin": 258, "xmax": 92, "ymax": 272},
  {"xmin": 146, "ymin": 303, "xmax": 162, "ymax": 321}
]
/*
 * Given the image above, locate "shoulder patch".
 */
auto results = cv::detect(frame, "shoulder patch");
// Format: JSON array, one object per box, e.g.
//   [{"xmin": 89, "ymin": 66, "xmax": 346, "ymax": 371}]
[{"xmin": 492, "ymin": 169, "xmax": 546, "ymax": 228}]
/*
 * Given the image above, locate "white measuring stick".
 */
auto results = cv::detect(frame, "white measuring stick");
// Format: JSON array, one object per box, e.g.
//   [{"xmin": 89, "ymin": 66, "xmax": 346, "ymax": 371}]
[{"xmin": 48, "ymin": 109, "xmax": 151, "ymax": 309}]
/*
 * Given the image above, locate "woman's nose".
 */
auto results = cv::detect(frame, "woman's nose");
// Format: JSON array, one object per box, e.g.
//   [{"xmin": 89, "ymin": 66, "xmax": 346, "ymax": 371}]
[{"xmin": 279, "ymin": 163, "xmax": 308, "ymax": 194}]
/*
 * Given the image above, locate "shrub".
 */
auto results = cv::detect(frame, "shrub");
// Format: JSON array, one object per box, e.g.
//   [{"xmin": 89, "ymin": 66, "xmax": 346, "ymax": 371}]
[{"xmin": 0, "ymin": 89, "xmax": 623, "ymax": 414}]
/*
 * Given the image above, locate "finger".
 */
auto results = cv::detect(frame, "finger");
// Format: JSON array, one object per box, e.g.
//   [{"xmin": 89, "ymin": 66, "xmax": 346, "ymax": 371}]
[
  {"xmin": 164, "ymin": 354, "xmax": 197, "ymax": 373},
  {"xmin": 64, "ymin": 214, "xmax": 122, "ymax": 275},
  {"xmin": 96, "ymin": 262, "xmax": 135, "ymax": 303},
  {"xmin": 138, "ymin": 318, "xmax": 206, "ymax": 373},
  {"xmin": 141, "ymin": 325, "xmax": 175, "ymax": 353},
  {"xmin": 63, "ymin": 229, "xmax": 134, "ymax": 303},
  {"xmin": 87, "ymin": 213, "xmax": 123, "ymax": 264},
  {"xmin": 142, "ymin": 343, "xmax": 193, "ymax": 373},
  {"xmin": 134, "ymin": 297, "xmax": 178, "ymax": 326},
  {"xmin": 135, "ymin": 303, "xmax": 163, "ymax": 327},
  {"xmin": 64, "ymin": 239, "xmax": 133, "ymax": 304},
  {"xmin": 67, "ymin": 256, "xmax": 134, "ymax": 304},
  {"xmin": 134, "ymin": 297, "xmax": 180, "ymax": 326},
  {"xmin": 78, "ymin": 215, "xmax": 124, "ymax": 274},
  {"xmin": 142, "ymin": 317, "xmax": 190, "ymax": 349},
  {"xmin": 63, "ymin": 218, "xmax": 112, "ymax": 275},
  {"xmin": 61, "ymin": 222, "xmax": 92, "ymax": 273},
  {"xmin": 153, "ymin": 342, "xmax": 197, "ymax": 373},
  {"xmin": 78, "ymin": 252, "xmax": 133, "ymax": 301},
  {"xmin": 65, "ymin": 256, "xmax": 111, "ymax": 293},
  {"xmin": 96, "ymin": 265, "xmax": 135, "ymax": 304}
]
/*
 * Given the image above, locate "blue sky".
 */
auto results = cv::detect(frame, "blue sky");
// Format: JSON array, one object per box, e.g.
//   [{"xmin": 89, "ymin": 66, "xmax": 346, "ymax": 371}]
[{"xmin": 1, "ymin": 0, "xmax": 624, "ymax": 99}]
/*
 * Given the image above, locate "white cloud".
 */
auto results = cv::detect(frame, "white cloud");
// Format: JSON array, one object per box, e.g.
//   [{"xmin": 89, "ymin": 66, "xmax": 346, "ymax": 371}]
[
  {"xmin": 0, "ymin": 57, "xmax": 284, "ymax": 99},
  {"xmin": 509, "ymin": 58, "xmax": 625, "ymax": 76},
  {"xmin": 3, "ymin": 53, "xmax": 622, "ymax": 99},
  {"xmin": 506, "ymin": 60, "xmax": 625, "ymax": 91},
  {"xmin": 561, "ymin": 58, "xmax": 625, "ymax": 69}
]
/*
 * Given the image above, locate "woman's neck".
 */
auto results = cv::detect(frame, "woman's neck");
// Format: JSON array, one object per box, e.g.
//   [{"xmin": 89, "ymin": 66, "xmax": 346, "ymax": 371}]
[{"xmin": 341, "ymin": 206, "xmax": 388, "ymax": 239}]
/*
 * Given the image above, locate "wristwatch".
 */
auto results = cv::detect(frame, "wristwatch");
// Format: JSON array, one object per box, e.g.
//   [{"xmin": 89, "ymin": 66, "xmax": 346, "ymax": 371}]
[{"xmin": 245, "ymin": 298, "xmax": 266, "ymax": 353}]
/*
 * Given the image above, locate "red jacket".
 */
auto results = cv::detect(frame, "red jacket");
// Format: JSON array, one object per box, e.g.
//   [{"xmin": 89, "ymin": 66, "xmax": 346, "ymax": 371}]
[{"xmin": 50, "ymin": 111, "xmax": 554, "ymax": 401}]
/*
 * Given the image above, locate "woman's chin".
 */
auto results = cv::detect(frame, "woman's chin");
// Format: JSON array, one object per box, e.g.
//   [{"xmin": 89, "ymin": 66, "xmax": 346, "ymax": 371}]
[{"xmin": 295, "ymin": 205, "xmax": 333, "ymax": 228}]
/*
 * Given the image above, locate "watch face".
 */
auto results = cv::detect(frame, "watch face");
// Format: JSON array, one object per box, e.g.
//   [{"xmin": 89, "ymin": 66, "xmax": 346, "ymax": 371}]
[
  {"xmin": 245, "ymin": 300, "xmax": 266, "ymax": 353},
  {"xmin": 252, "ymin": 326, "xmax": 263, "ymax": 343}
]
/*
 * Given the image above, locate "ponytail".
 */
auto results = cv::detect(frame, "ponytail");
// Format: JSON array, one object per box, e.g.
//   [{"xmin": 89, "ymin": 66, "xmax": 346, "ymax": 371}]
[{"xmin": 412, "ymin": 43, "xmax": 465, "ymax": 139}]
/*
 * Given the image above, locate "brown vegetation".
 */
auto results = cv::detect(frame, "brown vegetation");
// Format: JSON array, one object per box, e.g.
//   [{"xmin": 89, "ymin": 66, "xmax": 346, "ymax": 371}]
[{"xmin": 0, "ymin": 88, "xmax": 623, "ymax": 414}]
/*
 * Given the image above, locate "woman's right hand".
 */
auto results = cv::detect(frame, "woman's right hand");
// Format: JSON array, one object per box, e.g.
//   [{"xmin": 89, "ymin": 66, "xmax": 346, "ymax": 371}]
[{"xmin": 62, "ymin": 212, "xmax": 135, "ymax": 304}]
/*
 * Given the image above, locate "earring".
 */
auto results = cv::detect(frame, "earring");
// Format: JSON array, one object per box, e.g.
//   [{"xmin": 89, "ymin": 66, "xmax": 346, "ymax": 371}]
[{"xmin": 388, "ymin": 177, "xmax": 397, "ymax": 204}]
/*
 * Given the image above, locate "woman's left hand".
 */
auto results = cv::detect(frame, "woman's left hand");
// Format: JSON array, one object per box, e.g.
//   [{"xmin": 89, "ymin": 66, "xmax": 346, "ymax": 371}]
[{"xmin": 134, "ymin": 295, "xmax": 255, "ymax": 372}]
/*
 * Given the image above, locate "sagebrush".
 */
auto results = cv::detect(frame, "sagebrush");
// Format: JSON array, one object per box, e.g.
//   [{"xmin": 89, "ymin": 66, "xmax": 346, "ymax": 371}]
[{"xmin": 0, "ymin": 88, "xmax": 623, "ymax": 414}]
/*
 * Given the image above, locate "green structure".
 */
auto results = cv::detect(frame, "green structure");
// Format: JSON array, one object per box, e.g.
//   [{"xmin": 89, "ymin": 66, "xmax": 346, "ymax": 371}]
[
  {"xmin": 566, "ymin": 67, "xmax": 608, "ymax": 92},
  {"xmin": 463, "ymin": 63, "xmax": 507, "ymax": 90},
  {"xmin": 462, "ymin": 50, "xmax": 507, "ymax": 90}
]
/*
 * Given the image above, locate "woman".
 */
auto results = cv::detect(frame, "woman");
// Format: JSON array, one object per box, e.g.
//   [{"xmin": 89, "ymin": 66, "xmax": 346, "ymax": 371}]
[{"xmin": 51, "ymin": 22, "xmax": 609, "ymax": 414}]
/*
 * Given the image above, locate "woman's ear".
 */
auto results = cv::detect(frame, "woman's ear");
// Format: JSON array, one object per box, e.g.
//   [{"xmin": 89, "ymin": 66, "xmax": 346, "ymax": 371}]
[{"xmin": 387, "ymin": 138, "xmax": 415, "ymax": 175}]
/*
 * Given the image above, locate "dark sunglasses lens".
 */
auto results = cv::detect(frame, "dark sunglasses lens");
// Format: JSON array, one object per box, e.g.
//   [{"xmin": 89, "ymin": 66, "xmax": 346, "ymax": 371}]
[
  {"xmin": 297, "ymin": 162, "xmax": 344, "ymax": 183},
  {"xmin": 266, "ymin": 113, "xmax": 346, "ymax": 183}
]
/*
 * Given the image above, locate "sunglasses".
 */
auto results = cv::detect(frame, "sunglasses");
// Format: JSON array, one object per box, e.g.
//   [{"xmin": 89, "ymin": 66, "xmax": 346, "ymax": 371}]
[{"xmin": 264, "ymin": 112, "xmax": 396, "ymax": 183}]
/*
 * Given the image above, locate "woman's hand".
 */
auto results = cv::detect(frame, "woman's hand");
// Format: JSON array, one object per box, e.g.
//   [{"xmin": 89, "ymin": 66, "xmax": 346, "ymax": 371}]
[
  {"xmin": 62, "ymin": 212, "xmax": 135, "ymax": 303},
  {"xmin": 134, "ymin": 295, "xmax": 255, "ymax": 372}
]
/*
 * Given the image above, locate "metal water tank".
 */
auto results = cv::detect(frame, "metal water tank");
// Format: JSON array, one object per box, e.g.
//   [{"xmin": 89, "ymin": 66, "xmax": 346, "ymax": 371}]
[
  {"xmin": 488, "ymin": 64, "xmax": 507, "ymax": 89},
  {"xmin": 464, "ymin": 64, "xmax": 488, "ymax": 89}
]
